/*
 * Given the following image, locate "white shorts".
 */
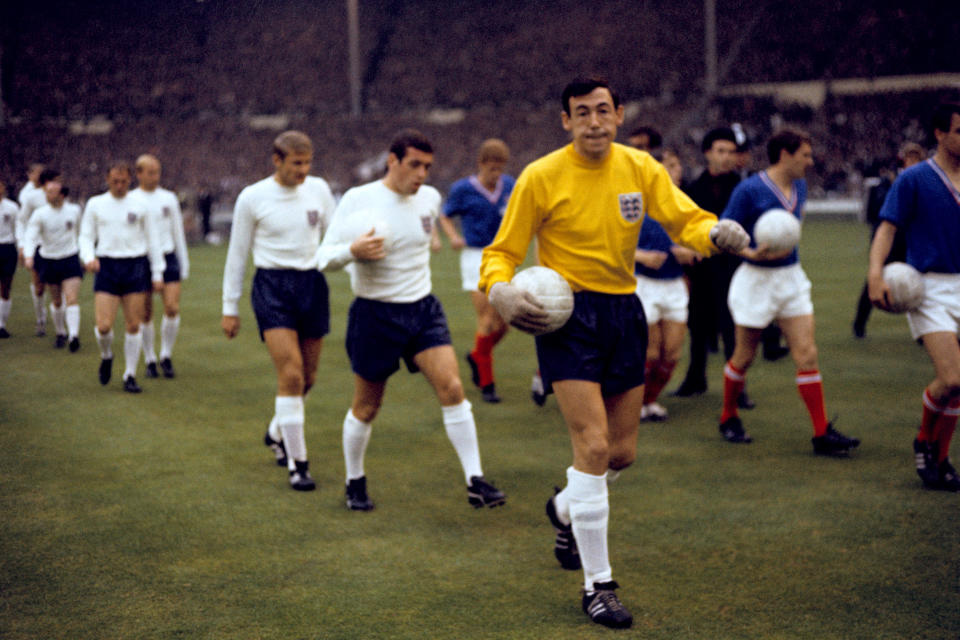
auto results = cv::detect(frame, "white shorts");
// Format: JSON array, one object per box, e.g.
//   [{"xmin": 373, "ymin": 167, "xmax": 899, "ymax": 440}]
[
  {"xmin": 728, "ymin": 262, "xmax": 813, "ymax": 328},
  {"xmin": 907, "ymin": 272, "xmax": 960, "ymax": 339},
  {"xmin": 459, "ymin": 247, "xmax": 483, "ymax": 292},
  {"xmin": 635, "ymin": 275, "xmax": 688, "ymax": 324}
]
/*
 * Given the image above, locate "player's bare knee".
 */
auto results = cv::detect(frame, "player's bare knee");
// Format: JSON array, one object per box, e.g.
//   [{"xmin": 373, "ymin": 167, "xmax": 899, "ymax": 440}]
[
  {"xmin": 164, "ymin": 304, "xmax": 179, "ymax": 317},
  {"xmin": 352, "ymin": 401, "xmax": 380, "ymax": 423},
  {"xmin": 435, "ymin": 375, "xmax": 464, "ymax": 405}
]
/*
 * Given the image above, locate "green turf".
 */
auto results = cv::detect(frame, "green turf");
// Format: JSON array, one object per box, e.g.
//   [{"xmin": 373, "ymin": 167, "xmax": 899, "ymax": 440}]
[{"xmin": 2, "ymin": 219, "xmax": 958, "ymax": 639}]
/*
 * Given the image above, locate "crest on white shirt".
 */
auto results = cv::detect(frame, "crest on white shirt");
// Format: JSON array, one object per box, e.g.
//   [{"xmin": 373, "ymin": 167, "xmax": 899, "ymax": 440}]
[
  {"xmin": 162, "ymin": 207, "xmax": 171, "ymax": 218},
  {"xmin": 420, "ymin": 216, "xmax": 432, "ymax": 234},
  {"xmin": 307, "ymin": 210, "xmax": 319, "ymax": 227},
  {"xmin": 127, "ymin": 212, "xmax": 138, "ymax": 224},
  {"xmin": 618, "ymin": 193, "xmax": 643, "ymax": 223},
  {"xmin": 2, "ymin": 214, "xmax": 9, "ymax": 224},
  {"xmin": 66, "ymin": 221, "xmax": 73, "ymax": 231}
]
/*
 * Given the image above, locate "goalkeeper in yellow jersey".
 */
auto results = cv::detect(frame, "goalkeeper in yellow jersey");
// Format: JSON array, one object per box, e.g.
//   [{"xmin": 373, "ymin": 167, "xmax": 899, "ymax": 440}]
[{"xmin": 479, "ymin": 77, "xmax": 749, "ymax": 629}]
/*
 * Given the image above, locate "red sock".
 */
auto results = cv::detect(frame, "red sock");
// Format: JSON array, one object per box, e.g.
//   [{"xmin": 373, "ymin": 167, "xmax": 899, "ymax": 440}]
[
  {"xmin": 721, "ymin": 362, "xmax": 746, "ymax": 423},
  {"xmin": 919, "ymin": 389, "xmax": 944, "ymax": 443},
  {"xmin": 471, "ymin": 333, "xmax": 497, "ymax": 387},
  {"xmin": 644, "ymin": 360, "xmax": 676, "ymax": 405},
  {"xmin": 934, "ymin": 397, "xmax": 960, "ymax": 462},
  {"xmin": 796, "ymin": 369, "xmax": 828, "ymax": 437}
]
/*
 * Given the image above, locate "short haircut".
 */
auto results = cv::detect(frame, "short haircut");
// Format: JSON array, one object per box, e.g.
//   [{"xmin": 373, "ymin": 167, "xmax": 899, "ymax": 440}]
[
  {"xmin": 701, "ymin": 127, "xmax": 737, "ymax": 153},
  {"xmin": 478, "ymin": 138, "xmax": 509, "ymax": 164},
  {"xmin": 767, "ymin": 128, "xmax": 812, "ymax": 165},
  {"xmin": 931, "ymin": 102, "xmax": 960, "ymax": 134},
  {"xmin": 38, "ymin": 168, "xmax": 61, "ymax": 185},
  {"xmin": 898, "ymin": 141, "xmax": 925, "ymax": 164},
  {"xmin": 629, "ymin": 126, "xmax": 662, "ymax": 149},
  {"xmin": 107, "ymin": 162, "xmax": 130, "ymax": 177},
  {"xmin": 389, "ymin": 128, "xmax": 433, "ymax": 161},
  {"xmin": 561, "ymin": 77, "xmax": 620, "ymax": 115},
  {"xmin": 135, "ymin": 154, "xmax": 160, "ymax": 171},
  {"xmin": 273, "ymin": 130, "xmax": 313, "ymax": 160}
]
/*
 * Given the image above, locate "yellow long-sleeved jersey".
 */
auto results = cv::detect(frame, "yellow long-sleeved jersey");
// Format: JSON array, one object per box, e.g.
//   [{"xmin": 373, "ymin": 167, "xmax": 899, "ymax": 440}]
[{"xmin": 479, "ymin": 143, "xmax": 719, "ymax": 295}]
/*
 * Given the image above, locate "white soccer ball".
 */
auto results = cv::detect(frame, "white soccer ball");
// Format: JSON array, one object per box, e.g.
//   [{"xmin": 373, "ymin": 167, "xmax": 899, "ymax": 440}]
[
  {"xmin": 882, "ymin": 262, "xmax": 925, "ymax": 313},
  {"xmin": 341, "ymin": 208, "xmax": 392, "ymax": 248},
  {"xmin": 753, "ymin": 208, "xmax": 801, "ymax": 253},
  {"xmin": 510, "ymin": 266, "xmax": 575, "ymax": 335}
]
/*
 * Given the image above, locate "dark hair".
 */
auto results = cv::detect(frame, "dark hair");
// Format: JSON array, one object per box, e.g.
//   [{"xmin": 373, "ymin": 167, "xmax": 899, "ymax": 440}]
[
  {"xmin": 767, "ymin": 128, "xmax": 812, "ymax": 165},
  {"xmin": 931, "ymin": 102, "xmax": 960, "ymax": 134},
  {"xmin": 561, "ymin": 77, "xmax": 620, "ymax": 115},
  {"xmin": 389, "ymin": 128, "xmax": 433, "ymax": 161},
  {"xmin": 701, "ymin": 127, "xmax": 737, "ymax": 153},
  {"xmin": 38, "ymin": 168, "xmax": 61, "ymax": 186},
  {"xmin": 629, "ymin": 126, "xmax": 662, "ymax": 149}
]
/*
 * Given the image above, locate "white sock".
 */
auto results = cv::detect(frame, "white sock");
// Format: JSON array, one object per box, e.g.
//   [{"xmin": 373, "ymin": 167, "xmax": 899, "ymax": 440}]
[
  {"xmin": 566, "ymin": 466, "xmax": 612, "ymax": 592},
  {"xmin": 342, "ymin": 409, "xmax": 373, "ymax": 481},
  {"xmin": 31, "ymin": 289, "xmax": 45, "ymax": 324},
  {"xmin": 441, "ymin": 399, "xmax": 483, "ymax": 482},
  {"xmin": 95, "ymin": 327, "xmax": 114, "ymax": 359},
  {"xmin": 140, "ymin": 320, "xmax": 156, "ymax": 364},
  {"xmin": 66, "ymin": 305, "xmax": 80, "ymax": 339},
  {"xmin": 124, "ymin": 331, "xmax": 142, "ymax": 380},
  {"xmin": 51, "ymin": 304, "xmax": 66, "ymax": 336},
  {"xmin": 0, "ymin": 298, "xmax": 11, "ymax": 328},
  {"xmin": 267, "ymin": 415, "xmax": 282, "ymax": 442},
  {"xmin": 159, "ymin": 314, "xmax": 180, "ymax": 360},
  {"xmin": 276, "ymin": 396, "xmax": 306, "ymax": 470}
]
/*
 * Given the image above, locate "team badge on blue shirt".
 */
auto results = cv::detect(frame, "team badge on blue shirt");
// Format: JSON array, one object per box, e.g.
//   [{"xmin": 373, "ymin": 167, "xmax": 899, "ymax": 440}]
[
  {"xmin": 307, "ymin": 210, "xmax": 319, "ymax": 226},
  {"xmin": 618, "ymin": 193, "xmax": 643, "ymax": 222}
]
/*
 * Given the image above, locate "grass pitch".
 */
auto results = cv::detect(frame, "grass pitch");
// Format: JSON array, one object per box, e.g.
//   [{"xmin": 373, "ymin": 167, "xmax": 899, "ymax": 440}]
[{"xmin": 1, "ymin": 219, "xmax": 959, "ymax": 639}]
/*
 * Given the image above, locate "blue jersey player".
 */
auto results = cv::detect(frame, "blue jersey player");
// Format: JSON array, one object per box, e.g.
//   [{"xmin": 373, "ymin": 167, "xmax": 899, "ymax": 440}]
[
  {"xmin": 438, "ymin": 139, "xmax": 515, "ymax": 403},
  {"xmin": 718, "ymin": 128, "xmax": 860, "ymax": 455},
  {"xmin": 869, "ymin": 102, "xmax": 960, "ymax": 492}
]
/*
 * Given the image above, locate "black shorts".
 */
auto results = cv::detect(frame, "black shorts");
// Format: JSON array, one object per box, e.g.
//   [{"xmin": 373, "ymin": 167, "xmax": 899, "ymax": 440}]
[
  {"xmin": 162, "ymin": 252, "xmax": 181, "ymax": 283},
  {"xmin": 251, "ymin": 268, "xmax": 330, "ymax": 341},
  {"xmin": 94, "ymin": 256, "xmax": 152, "ymax": 296},
  {"xmin": 346, "ymin": 294, "xmax": 452, "ymax": 382},
  {"xmin": 535, "ymin": 291, "xmax": 648, "ymax": 396},
  {"xmin": 0, "ymin": 243, "xmax": 16, "ymax": 280},
  {"xmin": 38, "ymin": 254, "xmax": 83, "ymax": 284}
]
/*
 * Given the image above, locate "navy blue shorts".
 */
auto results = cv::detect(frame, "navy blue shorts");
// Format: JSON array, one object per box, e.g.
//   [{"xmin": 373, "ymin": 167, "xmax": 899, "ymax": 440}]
[
  {"xmin": 535, "ymin": 291, "xmax": 648, "ymax": 396},
  {"xmin": 251, "ymin": 268, "xmax": 329, "ymax": 341},
  {"xmin": 162, "ymin": 252, "xmax": 181, "ymax": 283},
  {"xmin": 38, "ymin": 254, "xmax": 83, "ymax": 284},
  {"xmin": 0, "ymin": 243, "xmax": 16, "ymax": 280},
  {"xmin": 94, "ymin": 256, "xmax": 152, "ymax": 296},
  {"xmin": 346, "ymin": 294, "xmax": 452, "ymax": 382}
]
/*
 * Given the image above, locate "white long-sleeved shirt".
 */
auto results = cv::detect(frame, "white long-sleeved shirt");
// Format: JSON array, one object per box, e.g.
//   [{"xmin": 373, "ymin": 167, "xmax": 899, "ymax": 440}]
[
  {"xmin": 221, "ymin": 175, "xmax": 336, "ymax": 317},
  {"xmin": 132, "ymin": 186, "xmax": 190, "ymax": 280},
  {"xmin": 78, "ymin": 190, "xmax": 165, "ymax": 281},
  {"xmin": 0, "ymin": 198, "xmax": 19, "ymax": 245},
  {"xmin": 317, "ymin": 180, "xmax": 441, "ymax": 303},
  {"xmin": 15, "ymin": 188, "xmax": 48, "ymax": 250},
  {"xmin": 23, "ymin": 202, "xmax": 82, "ymax": 259}
]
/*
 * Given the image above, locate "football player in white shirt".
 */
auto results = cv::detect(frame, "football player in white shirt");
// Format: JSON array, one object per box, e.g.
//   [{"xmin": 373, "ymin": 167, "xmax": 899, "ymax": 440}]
[
  {"xmin": 318, "ymin": 129, "xmax": 506, "ymax": 512},
  {"xmin": 221, "ymin": 131, "xmax": 338, "ymax": 492},
  {"xmin": 17, "ymin": 167, "xmax": 61, "ymax": 337},
  {"xmin": 79, "ymin": 163, "xmax": 165, "ymax": 393},
  {"xmin": 23, "ymin": 178, "xmax": 84, "ymax": 351},
  {"xmin": 0, "ymin": 180, "xmax": 19, "ymax": 338},
  {"xmin": 133, "ymin": 154, "xmax": 190, "ymax": 379}
]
